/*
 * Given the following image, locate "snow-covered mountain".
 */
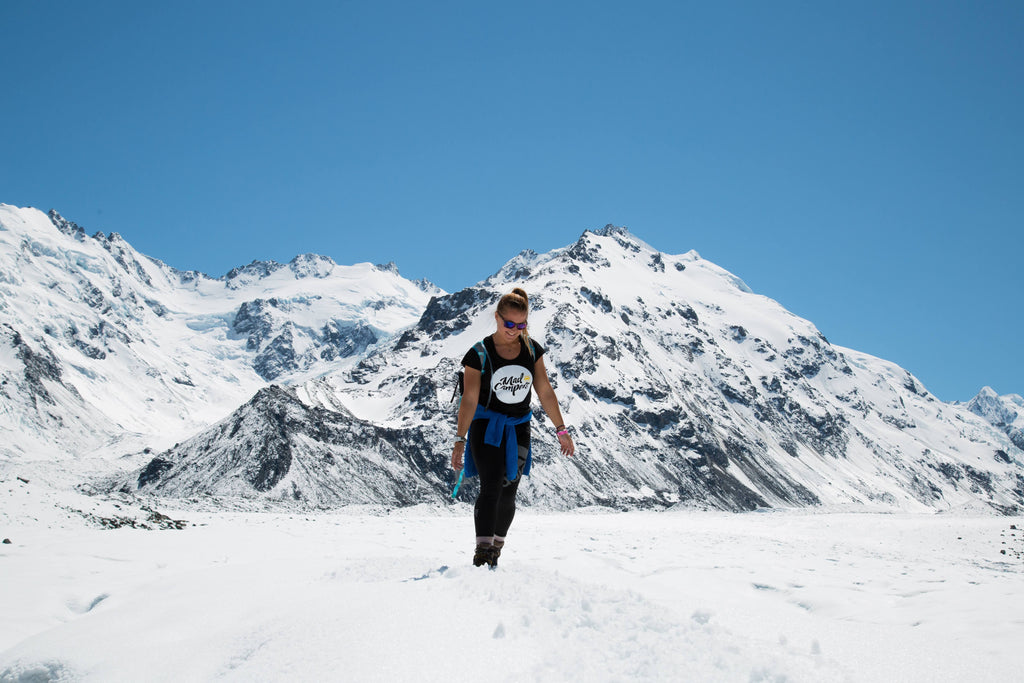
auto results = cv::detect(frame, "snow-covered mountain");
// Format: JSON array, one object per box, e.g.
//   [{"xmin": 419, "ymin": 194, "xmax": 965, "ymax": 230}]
[
  {"xmin": 126, "ymin": 226, "xmax": 1024, "ymax": 513},
  {"xmin": 0, "ymin": 204, "xmax": 440, "ymax": 479},
  {"xmin": 963, "ymin": 387, "xmax": 1024, "ymax": 452}
]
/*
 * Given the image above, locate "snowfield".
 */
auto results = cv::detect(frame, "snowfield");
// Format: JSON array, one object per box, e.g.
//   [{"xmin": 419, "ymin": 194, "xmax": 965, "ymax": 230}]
[{"xmin": 2, "ymin": 483, "xmax": 1022, "ymax": 682}]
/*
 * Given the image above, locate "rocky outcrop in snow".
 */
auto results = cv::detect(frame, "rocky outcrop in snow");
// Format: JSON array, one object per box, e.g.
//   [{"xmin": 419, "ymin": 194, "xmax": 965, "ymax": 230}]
[{"xmin": 129, "ymin": 384, "xmax": 451, "ymax": 506}]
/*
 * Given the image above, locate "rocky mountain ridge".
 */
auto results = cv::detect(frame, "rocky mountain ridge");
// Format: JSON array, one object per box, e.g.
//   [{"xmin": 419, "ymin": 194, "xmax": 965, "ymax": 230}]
[
  {"xmin": 125, "ymin": 225, "xmax": 1024, "ymax": 513},
  {"xmin": 3, "ymin": 203, "xmax": 1020, "ymax": 512}
]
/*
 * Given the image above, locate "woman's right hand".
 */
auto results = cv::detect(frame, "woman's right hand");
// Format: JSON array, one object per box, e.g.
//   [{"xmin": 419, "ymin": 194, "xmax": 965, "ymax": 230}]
[{"xmin": 451, "ymin": 441, "xmax": 465, "ymax": 471}]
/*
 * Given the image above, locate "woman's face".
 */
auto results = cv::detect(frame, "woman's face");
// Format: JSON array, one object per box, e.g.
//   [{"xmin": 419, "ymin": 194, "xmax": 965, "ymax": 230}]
[{"xmin": 495, "ymin": 309, "xmax": 527, "ymax": 343}]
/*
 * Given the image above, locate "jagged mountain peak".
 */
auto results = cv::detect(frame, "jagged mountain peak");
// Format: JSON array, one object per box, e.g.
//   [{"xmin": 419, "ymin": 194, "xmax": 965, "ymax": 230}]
[
  {"xmin": 593, "ymin": 223, "xmax": 631, "ymax": 237},
  {"xmin": 559, "ymin": 225, "xmax": 645, "ymax": 268},
  {"xmin": 224, "ymin": 259, "xmax": 287, "ymax": 283},
  {"xmin": 965, "ymin": 387, "xmax": 1023, "ymax": 422},
  {"xmin": 288, "ymin": 253, "xmax": 336, "ymax": 278},
  {"xmin": 538, "ymin": 227, "xmax": 718, "ymax": 301},
  {"xmin": 479, "ymin": 225, "xmax": 700, "ymax": 300},
  {"xmin": 965, "ymin": 386, "xmax": 1024, "ymax": 452},
  {"xmin": 574, "ymin": 224, "xmax": 662, "ymax": 258},
  {"xmin": 46, "ymin": 209, "xmax": 87, "ymax": 238},
  {"xmin": 584, "ymin": 224, "xmax": 651, "ymax": 250}
]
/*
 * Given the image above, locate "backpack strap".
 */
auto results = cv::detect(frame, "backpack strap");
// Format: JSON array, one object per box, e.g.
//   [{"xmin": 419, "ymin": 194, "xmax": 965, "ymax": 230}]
[
  {"xmin": 473, "ymin": 340, "xmax": 488, "ymax": 371},
  {"xmin": 451, "ymin": 341, "xmax": 492, "ymax": 405},
  {"xmin": 473, "ymin": 341, "xmax": 492, "ymax": 408}
]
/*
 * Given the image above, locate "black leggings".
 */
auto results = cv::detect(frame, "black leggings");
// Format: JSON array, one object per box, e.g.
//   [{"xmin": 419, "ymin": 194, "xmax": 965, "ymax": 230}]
[{"xmin": 470, "ymin": 418, "xmax": 530, "ymax": 539}]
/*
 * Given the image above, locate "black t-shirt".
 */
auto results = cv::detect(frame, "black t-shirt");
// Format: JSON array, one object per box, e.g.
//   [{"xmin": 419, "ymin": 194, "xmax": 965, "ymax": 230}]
[{"xmin": 462, "ymin": 336, "xmax": 545, "ymax": 417}]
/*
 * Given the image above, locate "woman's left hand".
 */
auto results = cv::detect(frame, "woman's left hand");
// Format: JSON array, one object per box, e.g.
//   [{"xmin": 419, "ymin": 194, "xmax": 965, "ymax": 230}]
[{"xmin": 557, "ymin": 431, "xmax": 575, "ymax": 457}]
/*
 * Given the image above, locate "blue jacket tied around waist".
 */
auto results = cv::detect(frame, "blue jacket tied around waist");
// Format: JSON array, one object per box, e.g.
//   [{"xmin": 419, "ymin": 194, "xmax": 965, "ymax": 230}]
[{"xmin": 464, "ymin": 406, "xmax": 533, "ymax": 482}]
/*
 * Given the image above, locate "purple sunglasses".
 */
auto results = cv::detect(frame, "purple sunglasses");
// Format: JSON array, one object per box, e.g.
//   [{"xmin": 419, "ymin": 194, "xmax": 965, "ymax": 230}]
[{"xmin": 499, "ymin": 315, "xmax": 527, "ymax": 330}]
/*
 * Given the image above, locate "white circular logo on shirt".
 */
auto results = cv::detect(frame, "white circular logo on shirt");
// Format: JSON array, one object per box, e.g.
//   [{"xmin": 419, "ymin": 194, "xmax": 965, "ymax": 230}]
[{"xmin": 491, "ymin": 365, "xmax": 533, "ymax": 404}]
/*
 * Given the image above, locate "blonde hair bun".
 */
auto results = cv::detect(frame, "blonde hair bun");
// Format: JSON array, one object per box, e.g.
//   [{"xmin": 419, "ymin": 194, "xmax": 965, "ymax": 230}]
[{"xmin": 498, "ymin": 288, "xmax": 529, "ymax": 315}]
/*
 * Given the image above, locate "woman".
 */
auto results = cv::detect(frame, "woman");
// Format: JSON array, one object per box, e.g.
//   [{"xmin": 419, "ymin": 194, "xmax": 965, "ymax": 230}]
[{"xmin": 450, "ymin": 288, "xmax": 575, "ymax": 568}]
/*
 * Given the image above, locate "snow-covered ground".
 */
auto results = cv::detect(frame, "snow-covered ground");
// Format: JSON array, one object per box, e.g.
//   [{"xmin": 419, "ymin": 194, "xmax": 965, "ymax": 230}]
[{"xmin": 2, "ymin": 483, "xmax": 1023, "ymax": 682}]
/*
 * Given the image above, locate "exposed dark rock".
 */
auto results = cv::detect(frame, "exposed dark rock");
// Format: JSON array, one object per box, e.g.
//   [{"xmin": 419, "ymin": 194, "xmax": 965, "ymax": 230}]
[
  {"xmin": 48, "ymin": 209, "xmax": 86, "ymax": 237},
  {"xmin": 145, "ymin": 298, "xmax": 168, "ymax": 317},
  {"xmin": 320, "ymin": 320, "xmax": 378, "ymax": 360},
  {"xmin": 253, "ymin": 327, "xmax": 299, "ymax": 380},
  {"xmin": 6, "ymin": 325, "xmax": 63, "ymax": 407},
  {"xmin": 224, "ymin": 260, "xmax": 286, "ymax": 286},
  {"xmin": 138, "ymin": 457, "xmax": 175, "ymax": 487},
  {"xmin": 580, "ymin": 287, "xmax": 613, "ymax": 313},
  {"xmin": 563, "ymin": 235, "xmax": 611, "ymax": 267},
  {"xmin": 289, "ymin": 253, "xmax": 335, "ymax": 278},
  {"xmin": 418, "ymin": 288, "xmax": 495, "ymax": 341},
  {"xmin": 233, "ymin": 299, "xmax": 281, "ymax": 350}
]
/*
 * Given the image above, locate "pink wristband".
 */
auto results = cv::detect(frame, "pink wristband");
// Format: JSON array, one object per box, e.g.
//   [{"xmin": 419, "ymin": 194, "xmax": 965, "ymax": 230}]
[{"xmin": 557, "ymin": 429, "xmax": 568, "ymax": 437}]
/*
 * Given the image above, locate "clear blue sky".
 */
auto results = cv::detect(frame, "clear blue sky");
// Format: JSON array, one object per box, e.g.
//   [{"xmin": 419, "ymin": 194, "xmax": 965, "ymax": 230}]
[{"xmin": 3, "ymin": 1, "xmax": 1022, "ymax": 402}]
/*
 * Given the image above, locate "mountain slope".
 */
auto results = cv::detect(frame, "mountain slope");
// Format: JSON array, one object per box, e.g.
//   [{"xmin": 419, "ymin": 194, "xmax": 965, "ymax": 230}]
[
  {"xmin": 0, "ymin": 204, "xmax": 439, "ymax": 476},
  {"xmin": 964, "ymin": 387, "xmax": 1024, "ymax": 452},
  {"xmin": 132, "ymin": 226, "xmax": 1024, "ymax": 512}
]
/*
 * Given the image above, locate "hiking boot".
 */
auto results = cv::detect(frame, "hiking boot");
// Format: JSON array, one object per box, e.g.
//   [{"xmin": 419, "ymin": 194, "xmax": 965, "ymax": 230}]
[
  {"xmin": 473, "ymin": 543, "xmax": 498, "ymax": 568},
  {"xmin": 492, "ymin": 539, "xmax": 505, "ymax": 564}
]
